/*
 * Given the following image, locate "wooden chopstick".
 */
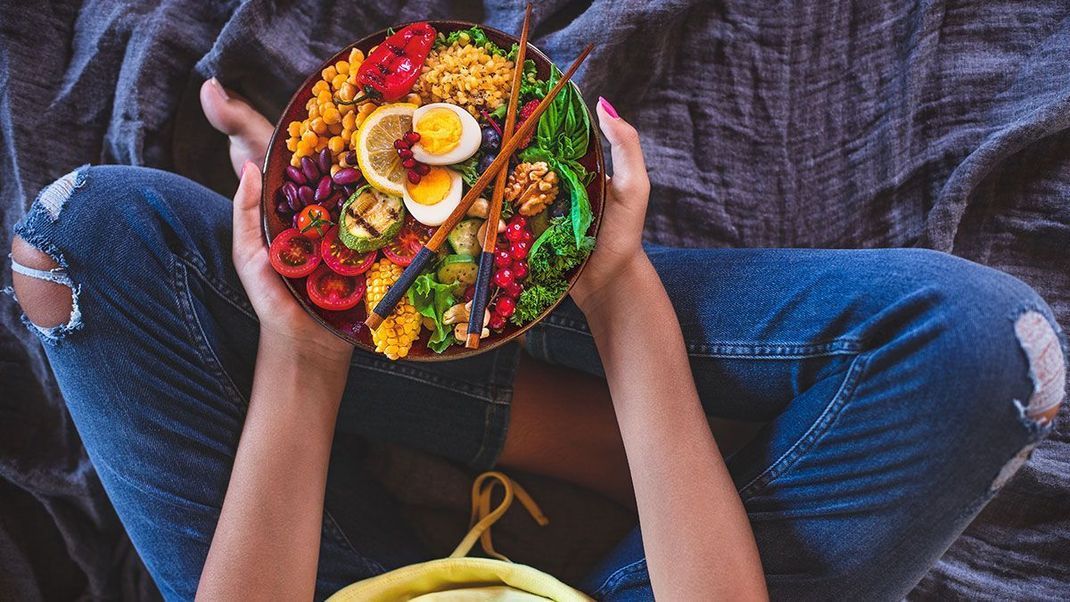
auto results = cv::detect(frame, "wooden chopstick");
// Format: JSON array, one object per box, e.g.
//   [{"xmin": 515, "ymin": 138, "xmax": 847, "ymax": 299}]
[
  {"xmin": 365, "ymin": 41, "xmax": 595, "ymax": 330},
  {"xmin": 466, "ymin": 4, "xmax": 533, "ymax": 349}
]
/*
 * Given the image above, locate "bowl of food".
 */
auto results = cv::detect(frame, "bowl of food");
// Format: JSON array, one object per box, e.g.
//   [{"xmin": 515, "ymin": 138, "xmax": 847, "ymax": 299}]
[{"xmin": 261, "ymin": 20, "xmax": 604, "ymax": 361}]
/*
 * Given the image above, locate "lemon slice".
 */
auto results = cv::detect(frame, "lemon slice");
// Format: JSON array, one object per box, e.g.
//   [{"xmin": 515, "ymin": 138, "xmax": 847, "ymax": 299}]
[{"xmin": 356, "ymin": 103, "xmax": 417, "ymax": 196}]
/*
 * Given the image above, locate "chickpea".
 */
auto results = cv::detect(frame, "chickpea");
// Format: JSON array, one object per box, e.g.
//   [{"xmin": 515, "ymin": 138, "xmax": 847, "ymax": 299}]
[
  {"xmin": 322, "ymin": 66, "xmax": 337, "ymax": 81},
  {"xmin": 335, "ymin": 60, "xmax": 349, "ymax": 75}
]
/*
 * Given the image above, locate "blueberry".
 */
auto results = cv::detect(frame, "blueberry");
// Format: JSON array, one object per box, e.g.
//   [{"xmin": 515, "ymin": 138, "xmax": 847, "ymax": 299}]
[
  {"xmin": 478, "ymin": 151, "xmax": 497, "ymax": 174},
  {"xmin": 480, "ymin": 126, "xmax": 501, "ymax": 151}
]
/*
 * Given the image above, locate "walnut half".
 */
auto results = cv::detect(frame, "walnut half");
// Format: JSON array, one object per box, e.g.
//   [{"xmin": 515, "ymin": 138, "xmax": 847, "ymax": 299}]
[{"xmin": 505, "ymin": 161, "xmax": 559, "ymax": 216}]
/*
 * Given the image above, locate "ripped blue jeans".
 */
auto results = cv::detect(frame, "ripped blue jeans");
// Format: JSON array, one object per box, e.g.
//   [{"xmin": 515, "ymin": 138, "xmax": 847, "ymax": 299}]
[{"xmin": 11, "ymin": 166, "xmax": 1066, "ymax": 601}]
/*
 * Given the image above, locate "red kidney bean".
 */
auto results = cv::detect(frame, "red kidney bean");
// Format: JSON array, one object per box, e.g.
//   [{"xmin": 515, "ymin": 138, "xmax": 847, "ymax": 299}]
[
  {"xmin": 282, "ymin": 181, "xmax": 298, "ymax": 202},
  {"xmin": 342, "ymin": 185, "xmax": 356, "ymax": 198},
  {"xmin": 276, "ymin": 201, "xmax": 291, "ymax": 216},
  {"xmin": 332, "ymin": 167, "xmax": 361, "ymax": 185},
  {"xmin": 300, "ymin": 156, "xmax": 320, "ymax": 182},
  {"xmin": 297, "ymin": 185, "xmax": 314, "ymax": 206},
  {"xmin": 314, "ymin": 175, "xmax": 332, "ymax": 202},
  {"xmin": 317, "ymin": 148, "xmax": 331, "ymax": 174},
  {"xmin": 345, "ymin": 151, "xmax": 357, "ymax": 165},
  {"xmin": 285, "ymin": 165, "xmax": 306, "ymax": 185}
]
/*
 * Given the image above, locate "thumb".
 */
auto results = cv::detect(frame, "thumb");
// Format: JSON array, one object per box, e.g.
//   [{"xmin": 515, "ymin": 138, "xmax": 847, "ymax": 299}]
[
  {"xmin": 596, "ymin": 97, "xmax": 649, "ymax": 195},
  {"xmin": 232, "ymin": 161, "xmax": 265, "ymax": 256}
]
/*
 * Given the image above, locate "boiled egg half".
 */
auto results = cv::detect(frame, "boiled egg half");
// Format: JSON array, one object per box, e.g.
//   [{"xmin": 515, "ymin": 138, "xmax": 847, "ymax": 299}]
[
  {"xmin": 402, "ymin": 166, "xmax": 463, "ymax": 226},
  {"xmin": 410, "ymin": 103, "xmax": 482, "ymax": 165}
]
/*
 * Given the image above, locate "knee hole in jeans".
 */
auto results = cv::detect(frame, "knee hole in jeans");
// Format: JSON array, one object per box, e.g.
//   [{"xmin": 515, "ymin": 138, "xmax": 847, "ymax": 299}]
[{"xmin": 10, "ymin": 236, "xmax": 78, "ymax": 332}]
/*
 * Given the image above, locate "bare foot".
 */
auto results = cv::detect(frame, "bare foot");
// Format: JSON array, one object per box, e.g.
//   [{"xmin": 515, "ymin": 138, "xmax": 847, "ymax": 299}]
[{"xmin": 199, "ymin": 77, "xmax": 274, "ymax": 177}]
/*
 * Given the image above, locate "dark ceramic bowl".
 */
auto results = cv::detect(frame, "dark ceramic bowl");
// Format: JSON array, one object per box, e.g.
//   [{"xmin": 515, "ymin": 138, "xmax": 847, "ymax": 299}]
[{"xmin": 261, "ymin": 20, "xmax": 605, "ymax": 360}]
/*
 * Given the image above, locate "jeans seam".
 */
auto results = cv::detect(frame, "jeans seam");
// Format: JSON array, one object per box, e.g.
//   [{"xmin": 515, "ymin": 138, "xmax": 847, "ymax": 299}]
[
  {"xmin": 172, "ymin": 257, "xmax": 248, "ymax": 410},
  {"xmin": 175, "ymin": 253, "xmax": 257, "ymax": 322},
  {"xmin": 591, "ymin": 558, "xmax": 648, "ymax": 598},
  {"xmin": 738, "ymin": 352, "xmax": 871, "ymax": 499},
  {"xmin": 322, "ymin": 508, "xmax": 387, "ymax": 575},
  {"xmin": 354, "ymin": 358, "xmax": 506, "ymax": 405},
  {"xmin": 536, "ymin": 319, "xmax": 864, "ymax": 359},
  {"xmin": 468, "ymin": 344, "xmax": 519, "ymax": 469}
]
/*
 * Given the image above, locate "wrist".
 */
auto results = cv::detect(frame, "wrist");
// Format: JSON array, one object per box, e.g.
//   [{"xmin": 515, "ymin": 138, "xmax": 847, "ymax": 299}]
[
  {"xmin": 574, "ymin": 257, "xmax": 656, "ymax": 329},
  {"xmin": 258, "ymin": 328, "xmax": 353, "ymax": 375}
]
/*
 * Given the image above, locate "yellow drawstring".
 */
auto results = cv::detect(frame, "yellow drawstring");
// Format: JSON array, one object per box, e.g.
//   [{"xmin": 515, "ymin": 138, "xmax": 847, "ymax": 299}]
[{"xmin": 449, "ymin": 471, "xmax": 550, "ymax": 561}]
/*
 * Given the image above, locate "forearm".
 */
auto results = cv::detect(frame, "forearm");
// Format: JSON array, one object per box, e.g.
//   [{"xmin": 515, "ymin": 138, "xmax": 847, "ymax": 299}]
[
  {"xmin": 197, "ymin": 334, "xmax": 351, "ymax": 600},
  {"xmin": 581, "ymin": 257, "xmax": 767, "ymax": 601}
]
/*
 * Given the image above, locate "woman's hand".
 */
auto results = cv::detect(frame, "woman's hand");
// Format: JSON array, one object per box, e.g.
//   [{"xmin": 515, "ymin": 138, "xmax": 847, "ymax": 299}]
[
  {"xmin": 569, "ymin": 97, "xmax": 652, "ymax": 315},
  {"xmin": 231, "ymin": 162, "xmax": 353, "ymax": 365}
]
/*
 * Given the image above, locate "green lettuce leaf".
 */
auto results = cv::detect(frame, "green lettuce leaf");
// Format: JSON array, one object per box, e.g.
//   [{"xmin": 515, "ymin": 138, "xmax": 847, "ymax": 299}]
[{"xmin": 407, "ymin": 273, "xmax": 457, "ymax": 353}]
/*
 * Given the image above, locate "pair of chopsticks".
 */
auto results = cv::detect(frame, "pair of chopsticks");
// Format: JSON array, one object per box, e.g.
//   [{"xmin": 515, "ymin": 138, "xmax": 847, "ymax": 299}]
[
  {"xmin": 365, "ymin": 23, "xmax": 594, "ymax": 334},
  {"xmin": 465, "ymin": 4, "xmax": 533, "ymax": 349}
]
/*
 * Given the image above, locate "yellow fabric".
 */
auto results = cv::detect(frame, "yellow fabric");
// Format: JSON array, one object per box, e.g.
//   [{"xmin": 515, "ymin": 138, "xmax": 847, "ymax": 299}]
[
  {"xmin": 411, "ymin": 585, "xmax": 548, "ymax": 601},
  {"xmin": 328, "ymin": 472, "xmax": 591, "ymax": 602}
]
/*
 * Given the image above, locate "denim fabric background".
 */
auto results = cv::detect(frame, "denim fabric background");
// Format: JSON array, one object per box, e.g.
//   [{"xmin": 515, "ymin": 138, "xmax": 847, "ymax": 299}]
[{"xmin": 1, "ymin": 1, "xmax": 1068, "ymax": 599}]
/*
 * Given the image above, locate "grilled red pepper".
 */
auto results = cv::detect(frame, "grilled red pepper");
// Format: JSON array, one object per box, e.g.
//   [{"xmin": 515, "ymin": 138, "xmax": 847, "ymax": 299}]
[{"xmin": 340, "ymin": 23, "xmax": 436, "ymax": 105}]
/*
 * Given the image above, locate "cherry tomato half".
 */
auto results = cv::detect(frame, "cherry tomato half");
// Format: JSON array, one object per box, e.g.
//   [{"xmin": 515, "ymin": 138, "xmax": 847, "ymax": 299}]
[
  {"xmin": 383, "ymin": 221, "xmax": 431, "ymax": 267},
  {"xmin": 296, "ymin": 204, "xmax": 333, "ymax": 239},
  {"xmin": 306, "ymin": 265, "xmax": 365, "ymax": 311},
  {"xmin": 269, "ymin": 227, "xmax": 321, "ymax": 278},
  {"xmin": 320, "ymin": 227, "xmax": 377, "ymax": 276}
]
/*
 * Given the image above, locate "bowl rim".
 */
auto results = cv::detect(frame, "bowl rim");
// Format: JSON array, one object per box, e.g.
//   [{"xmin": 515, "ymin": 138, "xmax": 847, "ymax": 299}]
[{"xmin": 260, "ymin": 19, "xmax": 605, "ymax": 361}]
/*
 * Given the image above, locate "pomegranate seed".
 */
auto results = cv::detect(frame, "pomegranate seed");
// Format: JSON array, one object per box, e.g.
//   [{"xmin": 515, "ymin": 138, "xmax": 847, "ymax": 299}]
[
  {"xmin": 402, "ymin": 158, "xmax": 416, "ymax": 169},
  {"xmin": 407, "ymin": 171, "xmax": 421, "ymax": 184},
  {"xmin": 394, "ymin": 139, "xmax": 409, "ymax": 150},
  {"xmin": 414, "ymin": 163, "xmax": 431, "ymax": 176},
  {"xmin": 398, "ymin": 148, "xmax": 413, "ymax": 160},
  {"xmin": 493, "ymin": 268, "xmax": 514, "ymax": 289},
  {"xmin": 404, "ymin": 131, "xmax": 421, "ymax": 145}
]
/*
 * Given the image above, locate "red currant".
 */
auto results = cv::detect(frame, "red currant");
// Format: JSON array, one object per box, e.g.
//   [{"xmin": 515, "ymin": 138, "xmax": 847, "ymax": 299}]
[
  {"xmin": 510, "ymin": 240, "xmax": 530, "ymax": 260},
  {"xmin": 505, "ymin": 281, "xmax": 523, "ymax": 298},
  {"xmin": 520, "ymin": 229, "xmax": 533, "ymax": 243},
  {"xmin": 493, "ymin": 268, "xmax": 514, "ymax": 288},
  {"xmin": 512, "ymin": 260, "xmax": 528, "ymax": 279},
  {"xmin": 505, "ymin": 222, "xmax": 525, "ymax": 242},
  {"xmin": 463, "ymin": 286, "xmax": 476, "ymax": 302},
  {"xmin": 495, "ymin": 296, "xmax": 516, "ymax": 318},
  {"xmin": 404, "ymin": 131, "xmax": 421, "ymax": 145},
  {"xmin": 494, "ymin": 249, "xmax": 512, "ymax": 268},
  {"xmin": 509, "ymin": 215, "xmax": 527, "ymax": 229},
  {"xmin": 489, "ymin": 313, "xmax": 506, "ymax": 330}
]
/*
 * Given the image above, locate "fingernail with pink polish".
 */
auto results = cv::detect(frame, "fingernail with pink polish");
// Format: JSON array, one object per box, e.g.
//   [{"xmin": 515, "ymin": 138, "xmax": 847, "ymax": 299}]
[
  {"xmin": 598, "ymin": 96, "xmax": 619, "ymax": 119},
  {"xmin": 210, "ymin": 76, "xmax": 230, "ymax": 100},
  {"xmin": 240, "ymin": 160, "xmax": 251, "ymax": 178}
]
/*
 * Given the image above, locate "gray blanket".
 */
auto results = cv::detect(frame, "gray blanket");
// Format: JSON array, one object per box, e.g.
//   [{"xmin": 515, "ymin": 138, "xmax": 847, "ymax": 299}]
[{"xmin": 1, "ymin": 0, "xmax": 1068, "ymax": 599}]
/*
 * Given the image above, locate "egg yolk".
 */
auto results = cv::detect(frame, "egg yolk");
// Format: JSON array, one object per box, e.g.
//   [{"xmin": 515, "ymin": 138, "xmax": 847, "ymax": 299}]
[
  {"xmin": 405, "ymin": 167, "xmax": 452, "ymax": 205},
  {"xmin": 413, "ymin": 108, "xmax": 462, "ymax": 155}
]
